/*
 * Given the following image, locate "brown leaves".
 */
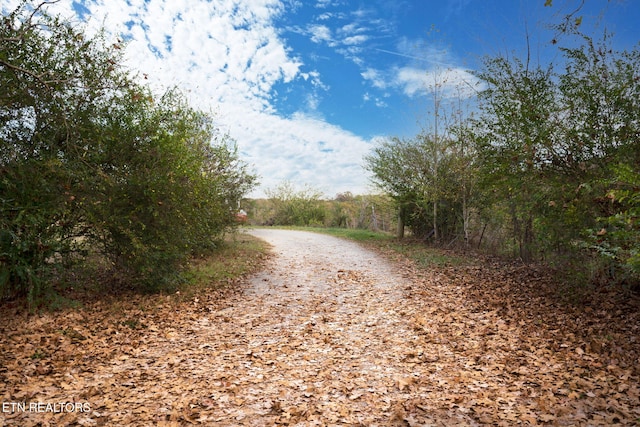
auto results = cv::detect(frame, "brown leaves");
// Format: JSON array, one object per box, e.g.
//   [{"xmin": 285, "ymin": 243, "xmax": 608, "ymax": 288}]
[
  {"xmin": 396, "ymin": 254, "xmax": 640, "ymax": 425},
  {"xmin": 1, "ymin": 234, "xmax": 639, "ymax": 425}
]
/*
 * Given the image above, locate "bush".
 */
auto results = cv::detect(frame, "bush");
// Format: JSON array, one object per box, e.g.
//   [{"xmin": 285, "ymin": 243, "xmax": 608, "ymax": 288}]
[
  {"xmin": 0, "ymin": 2, "xmax": 256, "ymax": 304},
  {"xmin": 266, "ymin": 181, "xmax": 326, "ymax": 227}
]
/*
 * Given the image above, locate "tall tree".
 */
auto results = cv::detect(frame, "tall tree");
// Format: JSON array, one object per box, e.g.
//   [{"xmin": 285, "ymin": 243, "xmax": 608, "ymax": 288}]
[
  {"xmin": 474, "ymin": 56, "xmax": 558, "ymax": 261},
  {"xmin": 558, "ymin": 32, "xmax": 640, "ymax": 284}
]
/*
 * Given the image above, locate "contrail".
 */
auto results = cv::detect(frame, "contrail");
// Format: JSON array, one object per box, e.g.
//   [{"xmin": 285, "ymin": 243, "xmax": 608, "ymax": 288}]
[
  {"xmin": 374, "ymin": 48, "xmax": 452, "ymax": 68},
  {"xmin": 374, "ymin": 48, "xmax": 429, "ymax": 62}
]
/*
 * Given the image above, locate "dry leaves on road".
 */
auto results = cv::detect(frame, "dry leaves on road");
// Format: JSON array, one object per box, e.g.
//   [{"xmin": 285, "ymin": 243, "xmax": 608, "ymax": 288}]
[{"xmin": 1, "ymin": 229, "xmax": 639, "ymax": 426}]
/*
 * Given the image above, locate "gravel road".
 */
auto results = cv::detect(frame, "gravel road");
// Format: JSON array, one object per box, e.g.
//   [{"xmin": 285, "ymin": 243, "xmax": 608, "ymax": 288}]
[
  {"xmin": 245, "ymin": 228, "xmax": 406, "ymax": 299},
  {"xmin": 5, "ymin": 229, "xmax": 634, "ymax": 426},
  {"xmin": 223, "ymin": 228, "xmax": 443, "ymax": 426}
]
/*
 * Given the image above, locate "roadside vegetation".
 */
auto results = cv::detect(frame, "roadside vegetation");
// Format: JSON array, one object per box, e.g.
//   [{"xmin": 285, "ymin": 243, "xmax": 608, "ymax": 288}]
[
  {"xmin": 1, "ymin": 2, "xmax": 257, "ymax": 310},
  {"xmin": 250, "ymin": 8, "xmax": 640, "ymax": 297},
  {"xmin": 363, "ymin": 22, "xmax": 640, "ymax": 292}
]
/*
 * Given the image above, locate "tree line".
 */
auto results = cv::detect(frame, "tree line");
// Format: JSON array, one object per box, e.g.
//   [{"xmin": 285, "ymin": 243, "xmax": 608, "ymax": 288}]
[
  {"xmin": 1, "ymin": 1, "xmax": 257, "ymax": 307},
  {"xmin": 246, "ymin": 181, "xmax": 398, "ymax": 234},
  {"xmin": 366, "ymin": 26, "xmax": 639, "ymax": 289}
]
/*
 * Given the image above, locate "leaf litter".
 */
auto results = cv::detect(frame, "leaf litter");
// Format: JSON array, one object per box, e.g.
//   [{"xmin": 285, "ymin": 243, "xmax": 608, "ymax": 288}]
[{"xmin": 1, "ymin": 228, "xmax": 639, "ymax": 426}]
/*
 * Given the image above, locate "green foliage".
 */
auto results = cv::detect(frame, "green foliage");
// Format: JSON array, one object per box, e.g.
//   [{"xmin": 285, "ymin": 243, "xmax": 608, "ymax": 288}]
[
  {"xmin": 586, "ymin": 163, "xmax": 640, "ymax": 287},
  {"xmin": 1, "ymin": 1, "xmax": 257, "ymax": 304},
  {"xmin": 248, "ymin": 192, "xmax": 397, "ymax": 234},
  {"xmin": 265, "ymin": 181, "xmax": 326, "ymax": 227},
  {"xmin": 474, "ymin": 56, "xmax": 558, "ymax": 261},
  {"xmin": 78, "ymin": 88, "xmax": 256, "ymax": 291},
  {"xmin": 1, "ymin": 1, "xmax": 113, "ymax": 304},
  {"xmin": 364, "ymin": 132, "xmax": 475, "ymax": 242},
  {"xmin": 365, "ymin": 17, "xmax": 639, "ymax": 291},
  {"xmin": 329, "ymin": 192, "xmax": 397, "ymax": 232},
  {"xmin": 470, "ymin": 30, "xmax": 639, "ymax": 276}
]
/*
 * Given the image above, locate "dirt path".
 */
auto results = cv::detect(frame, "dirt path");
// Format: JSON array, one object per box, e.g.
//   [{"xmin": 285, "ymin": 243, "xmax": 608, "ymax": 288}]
[
  {"xmin": 1, "ymin": 229, "xmax": 439, "ymax": 426},
  {"xmin": 235, "ymin": 229, "xmax": 434, "ymax": 425},
  {"xmin": 2, "ymin": 229, "xmax": 638, "ymax": 426}
]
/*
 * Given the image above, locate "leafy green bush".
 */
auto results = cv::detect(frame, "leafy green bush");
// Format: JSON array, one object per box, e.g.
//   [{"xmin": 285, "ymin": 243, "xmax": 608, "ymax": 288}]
[
  {"xmin": 266, "ymin": 181, "xmax": 326, "ymax": 227},
  {"xmin": 1, "ymin": 1, "xmax": 256, "ymax": 304}
]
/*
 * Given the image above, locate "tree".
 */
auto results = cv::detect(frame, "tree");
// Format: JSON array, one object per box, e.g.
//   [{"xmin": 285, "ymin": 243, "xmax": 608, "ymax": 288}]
[
  {"xmin": 328, "ymin": 192, "xmax": 397, "ymax": 232},
  {"xmin": 266, "ymin": 181, "xmax": 326, "ymax": 227},
  {"xmin": 474, "ymin": 55, "xmax": 559, "ymax": 262},
  {"xmin": 79, "ymin": 88, "xmax": 256, "ymax": 289},
  {"xmin": 470, "ymin": 24, "xmax": 639, "ymax": 275},
  {"xmin": 1, "ymin": 1, "xmax": 257, "ymax": 304},
  {"xmin": 365, "ymin": 136, "xmax": 421, "ymax": 239},
  {"xmin": 364, "ymin": 134, "xmax": 469, "ymax": 242},
  {"xmin": 1, "ymin": 1, "xmax": 130, "ymax": 302},
  {"xmin": 448, "ymin": 120, "xmax": 480, "ymax": 247},
  {"xmin": 558, "ymin": 33, "xmax": 640, "ymax": 286}
]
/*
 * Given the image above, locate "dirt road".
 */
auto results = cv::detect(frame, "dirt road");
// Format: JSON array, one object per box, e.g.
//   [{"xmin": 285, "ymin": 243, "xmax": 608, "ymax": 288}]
[
  {"xmin": 212, "ymin": 228, "xmax": 439, "ymax": 425},
  {"xmin": 2, "ymin": 229, "xmax": 446, "ymax": 427},
  {"xmin": 3, "ymin": 229, "xmax": 638, "ymax": 426}
]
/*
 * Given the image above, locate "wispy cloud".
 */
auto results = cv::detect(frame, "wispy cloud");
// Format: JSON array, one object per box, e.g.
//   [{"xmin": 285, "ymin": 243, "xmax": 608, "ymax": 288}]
[
  {"xmin": 300, "ymin": 3, "xmax": 388, "ymax": 66},
  {"xmin": 343, "ymin": 34, "xmax": 368, "ymax": 45},
  {"xmin": 314, "ymin": 0, "xmax": 334, "ymax": 9},
  {"xmin": 361, "ymin": 68, "xmax": 388, "ymax": 89},
  {"xmin": 7, "ymin": 0, "xmax": 376, "ymax": 197},
  {"xmin": 308, "ymin": 24, "xmax": 333, "ymax": 44},
  {"xmin": 365, "ymin": 35, "xmax": 484, "ymax": 100},
  {"xmin": 363, "ymin": 92, "xmax": 388, "ymax": 108},
  {"xmin": 394, "ymin": 65, "xmax": 483, "ymax": 99},
  {"xmin": 362, "ymin": 55, "xmax": 483, "ymax": 102}
]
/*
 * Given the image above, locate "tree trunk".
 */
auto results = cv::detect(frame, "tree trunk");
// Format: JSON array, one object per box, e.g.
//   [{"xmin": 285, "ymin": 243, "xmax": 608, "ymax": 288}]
[
  {"xmin": 433, "ymin": 201, "xmax": 438, "ymax": 242},
  {"xmin": 397, "ymin": 206, "xmax": 405, "ymax": 239},
  {"xmin": 521, "ymin": 213, "xmax": 534, "ymax": 263},
  {"xmin": 462, "ymin": 189, "xmax": 470, "ymax": 247}
]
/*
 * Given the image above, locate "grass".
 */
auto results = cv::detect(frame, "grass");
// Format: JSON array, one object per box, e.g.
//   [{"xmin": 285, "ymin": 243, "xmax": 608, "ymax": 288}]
[
  {"xmin": 296, "ymin": 226, "xmax": 395, "ymax": 242},
  {"xmin": 182, "ymin": 231, "xmax": 271, "ymax": 298},
  {"xmin": 267, "ymin": 226, "xmax": 474, "ymax": 269}
]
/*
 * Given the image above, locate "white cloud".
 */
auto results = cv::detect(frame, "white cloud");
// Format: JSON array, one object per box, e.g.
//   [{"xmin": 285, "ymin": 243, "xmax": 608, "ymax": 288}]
[
  {"xmin": 314, "ymin": 0, "xmax": 334, "ymax": 9},
  {"xmin": 363, "ymin": 92, "xmax": 388, "ymax": 108},
  {"xmin": 300, "ymin": 5, "xmax": 380, "ymax": 66},
  {"xmin": 394, "ymin": 66, "xmax": 483, "ymax": 99},
  {"xmin": 300, "ymin": 70, "xmax": 329, "ymax": 91},
  {"xmin": 361, "ymin": 68, "xmax": 388, "ymax": 89},
  {"xmin": 342, "ymin": 34, "xmax": 368, "ymax": 45},
  {"xmin": 395, "ymin": 67, "xmax": 427, "ymax": 97},
  {"xmin": 308, "ymin": 24, "xmax": 333, "ymax": 44},
  {"xmin": 2, "ymin": 0, "xmax": 376, "ymax": 197},
  {"xmin": 374, "ymin": 36, "xmax": 484, "ymax": 100},
  {"xmin": 230, "ymin": 110, "xmax": 374, "ymax": 196},
  {"xmin": 340, "ymin": 23, "xmax": 361, "ymax": 34}
]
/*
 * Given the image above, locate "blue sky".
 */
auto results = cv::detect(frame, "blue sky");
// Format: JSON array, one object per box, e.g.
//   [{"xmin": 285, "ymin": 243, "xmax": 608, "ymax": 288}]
[{"xmin": 3, "ymin": 0, "xmax": 639, "ymax": 197}]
